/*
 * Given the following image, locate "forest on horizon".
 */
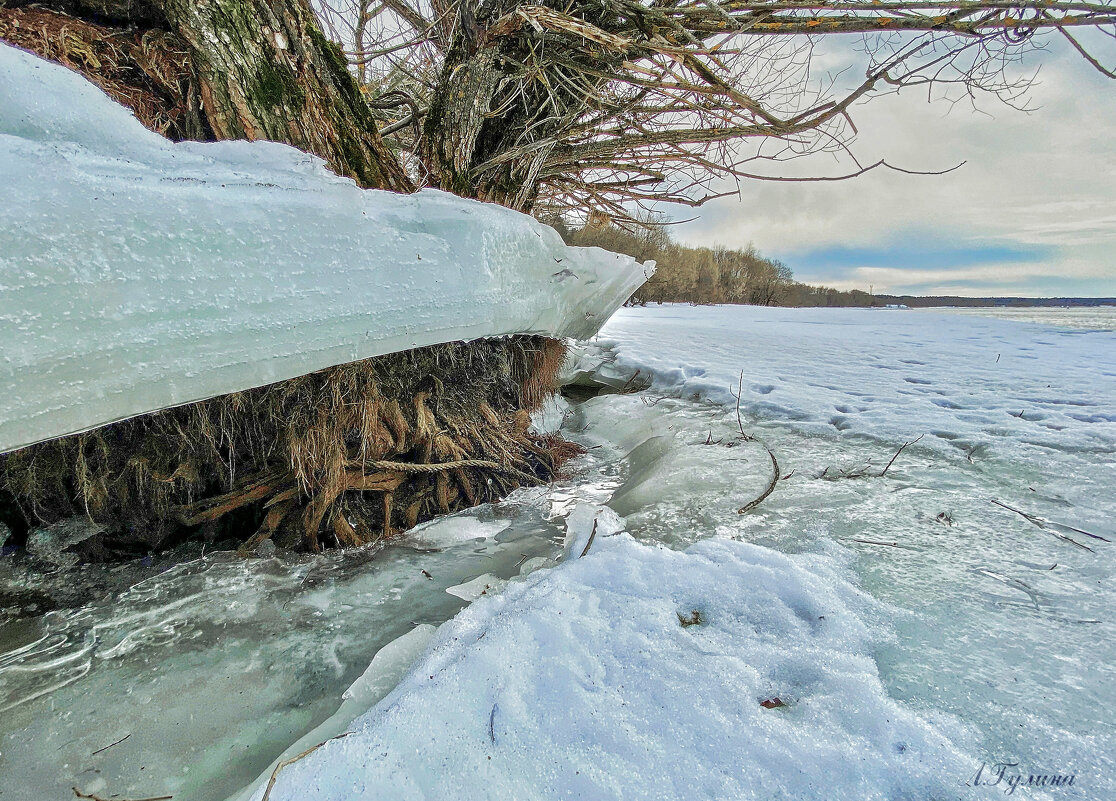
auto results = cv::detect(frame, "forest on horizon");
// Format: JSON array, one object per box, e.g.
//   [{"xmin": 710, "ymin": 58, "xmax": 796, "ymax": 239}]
[{"xmin": 556, "ymin": 219, "xmax": 1115, "ymax": 308}]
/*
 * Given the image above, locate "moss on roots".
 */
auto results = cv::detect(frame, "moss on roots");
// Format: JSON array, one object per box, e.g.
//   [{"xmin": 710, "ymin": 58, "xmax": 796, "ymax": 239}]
[{"xmin": 0, "ymin": 336, "xmax": 578, "ymax": 560}]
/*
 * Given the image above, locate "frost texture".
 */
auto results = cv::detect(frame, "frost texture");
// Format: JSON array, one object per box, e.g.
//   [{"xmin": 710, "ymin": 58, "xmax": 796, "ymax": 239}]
[
  {"xmin": 0, "ymin": 44, "xmax": 652, "ymax": 454},
  {"xmin": 254, "ymin": 524, "xmax": 973, "ymax": 801}
]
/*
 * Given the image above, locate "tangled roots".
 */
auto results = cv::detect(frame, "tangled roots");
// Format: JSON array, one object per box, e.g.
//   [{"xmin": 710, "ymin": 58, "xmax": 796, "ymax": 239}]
[{"xmin": 0, "ymin": 336, "xmax": 577, "ymax": 559}]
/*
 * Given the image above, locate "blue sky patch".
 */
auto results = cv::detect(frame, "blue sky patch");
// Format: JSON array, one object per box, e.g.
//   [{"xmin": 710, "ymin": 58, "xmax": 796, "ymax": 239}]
[{"xmin": 780, "ymin": 239, "xmax": 1051, "ymax": 277}]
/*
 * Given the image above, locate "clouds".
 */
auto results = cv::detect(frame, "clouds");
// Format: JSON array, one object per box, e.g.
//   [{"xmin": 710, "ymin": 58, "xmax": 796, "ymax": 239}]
[{"xmin": 673, "ymin": 39, "xmax": 1116, "ymax": 297}]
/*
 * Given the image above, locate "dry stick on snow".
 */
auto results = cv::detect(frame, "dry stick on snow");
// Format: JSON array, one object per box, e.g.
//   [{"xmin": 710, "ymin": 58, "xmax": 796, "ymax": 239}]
[
  {"xmin": 73, "ymin": 789, "xmax": 171, "ymax": 801},
  {"xmin": 992, "ymin": 500, "xmax": 1110, "ymax": 543},
  {"xmin": 738, "ymin": 444, "xmax": 780, "ymax": 515},
  {"xmin": 618, "ymin": 369, "xmax": 644, "ymax": 394},
  {"xmin": 90, "ymin": 732, "xmax": 131, "ymax": 756},
  {"xmin": 823, "ymin": 434, "xmax": 924, "ymax": 480},
  {"xmin": 260, "ymin": 732, "xmax": 354, "ymax": 801},
  {"xmin": 579, "ymin": 518, "xmax": 599, "ymax": 558},
  {"xmin": 878, "ymin": 434, "xmax": 924, "ymax": 477},
  {"xmin": 990, "ymin": 499, "xmax": 1101, "ymax": 552},
  {"xmin": 975, "ymin": 568, "xmax": 1041, "ymax": 611},
  {"xmin": 734, "ymin": 370, "xmax": 754, "ymax": 441}
]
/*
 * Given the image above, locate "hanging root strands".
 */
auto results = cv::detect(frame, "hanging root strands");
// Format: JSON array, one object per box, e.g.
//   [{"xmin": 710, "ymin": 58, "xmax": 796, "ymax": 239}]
[{"xmin": 0, "ymin": 336, "xmax": 579, "ymax": 559}]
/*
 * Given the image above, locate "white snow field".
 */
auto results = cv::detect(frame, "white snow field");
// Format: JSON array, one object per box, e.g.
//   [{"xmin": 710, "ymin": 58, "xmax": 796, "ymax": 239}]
[
  {"xmin": 0, "ymin": 43, "xmax": 651, "ymax": 454},
  {"xmin": 245, "ymin": 305, "xmax": 1114, "ymax": 801},
  {"xmin": 3, "ymin": 306, "xmax": 1112, "ymax": 800}
]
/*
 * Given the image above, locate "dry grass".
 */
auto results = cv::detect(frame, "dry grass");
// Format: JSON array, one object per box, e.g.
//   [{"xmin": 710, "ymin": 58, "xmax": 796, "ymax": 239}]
[
  {"xmin": 0, "ymin": 6, "xmax": 205, "ymax": 140},
  {"xmin": 1, "ymin": 336, "xmax": 577, "ymax": 558}
]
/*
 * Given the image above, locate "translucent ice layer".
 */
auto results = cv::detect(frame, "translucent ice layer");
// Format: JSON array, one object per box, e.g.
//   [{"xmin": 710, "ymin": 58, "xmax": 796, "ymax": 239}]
[{"xmin": 0, "ymin": 44, "xmax": 652, "ymax": 454}]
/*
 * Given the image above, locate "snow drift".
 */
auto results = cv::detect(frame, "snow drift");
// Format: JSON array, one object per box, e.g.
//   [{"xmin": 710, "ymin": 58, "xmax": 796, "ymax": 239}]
[
  {"xmin": 250, "ymin": 506, "xmax": 973, "ymax": 801},
  {"xmin": 0, "ymin": 43, "xmax": 652, "ymax": 454}
]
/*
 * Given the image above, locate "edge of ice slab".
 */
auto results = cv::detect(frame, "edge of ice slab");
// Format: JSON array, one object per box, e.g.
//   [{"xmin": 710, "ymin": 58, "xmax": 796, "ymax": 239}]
[{"xmin": 0, "ymin": 43, "xmax": 653, "ymax": 454}]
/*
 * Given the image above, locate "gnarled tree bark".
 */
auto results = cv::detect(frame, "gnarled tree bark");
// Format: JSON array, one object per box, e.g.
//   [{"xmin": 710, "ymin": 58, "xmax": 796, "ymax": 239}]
[
  {"xmin": 1, "ymin": 0, "xmax": 412, "ymax": 190},
  {"xmin": 159, "ymin": 0, "xmax": 412, "ymax": 190}
]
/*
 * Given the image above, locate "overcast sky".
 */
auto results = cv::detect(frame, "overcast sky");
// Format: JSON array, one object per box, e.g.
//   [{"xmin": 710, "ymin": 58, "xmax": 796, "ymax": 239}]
[{"xmin": 674, "ymin": 39, "xmax": 1116, "ymax": 298}]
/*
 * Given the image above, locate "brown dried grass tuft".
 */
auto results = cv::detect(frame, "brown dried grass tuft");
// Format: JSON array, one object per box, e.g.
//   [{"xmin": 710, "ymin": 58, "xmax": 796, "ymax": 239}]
[{"xmin": 0, "ymin": 336, "xmax": 579, "ymax": 558}]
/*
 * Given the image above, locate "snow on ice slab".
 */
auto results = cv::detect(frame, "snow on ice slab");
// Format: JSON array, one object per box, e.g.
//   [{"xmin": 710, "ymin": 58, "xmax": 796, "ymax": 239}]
[
  {"xmin": 0, "ymin": 44, "xmax": 652, "ymax": 454},
  {"xmin": 252, "ymin": 530, "xmax": 974, "ymax": 801}
]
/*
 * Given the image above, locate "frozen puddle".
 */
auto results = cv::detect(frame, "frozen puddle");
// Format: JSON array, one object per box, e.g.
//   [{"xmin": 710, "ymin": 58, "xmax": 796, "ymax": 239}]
[{"xmin": 3, "ymin": 306, "xmax": 1114, "ymax": 800}]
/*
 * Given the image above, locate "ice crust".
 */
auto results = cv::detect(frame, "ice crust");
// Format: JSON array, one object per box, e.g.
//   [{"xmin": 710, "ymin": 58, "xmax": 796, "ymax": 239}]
[
  {"xmin": 254, "ymin": 510, "xmax": 972, "ymax": 801},
  {"xmin": 596, "ymin": 305, "xmax": 1116, "ymax": 462},
  {"xmin": 0, "ymin": 43, "xmax": 652, "ymax": 454}
]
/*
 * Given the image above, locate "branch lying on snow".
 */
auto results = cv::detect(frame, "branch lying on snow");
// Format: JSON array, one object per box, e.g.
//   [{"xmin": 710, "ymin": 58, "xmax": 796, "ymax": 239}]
[
  {"xmin": 738, "ymin": 443, "xmax": 780, "ymax": 515},
  {"xmin": 73, "ymin": 789, "xmax": 170, "ymax": 801},
  {"xmin": 842, "ymin": 538, "xmax": 901, "ymax": 548},
  {"xmin": 991, "ymin": 499, "xmax": 1107, "ymax": 552},
  {"xmin": 579, "ymin": 518, "xmax": 599, "ymax": 558},
  {"xmin": 975, "ymin": 568, "xmax": 1041, "ymax": 612},
  {"xmin": 729, "ymin": 369, "xmax": 783, "ymax": 514},
  {"xmin": 821, "ymin": 435, "xmax": 924, "ymax": 480},
  {"xmin": 261, "ymin": 732, "xmax": 354, "ymax": 801}
]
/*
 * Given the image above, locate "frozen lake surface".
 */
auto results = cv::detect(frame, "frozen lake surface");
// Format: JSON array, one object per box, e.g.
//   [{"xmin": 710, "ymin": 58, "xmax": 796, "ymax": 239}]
[
  {"xmin": 2, "ymin": 306, "xmax": 1113, "ymax": 800},
  {"xmin": 918, "ymin": 305, "xmax": 1116, "ymax": 331}
]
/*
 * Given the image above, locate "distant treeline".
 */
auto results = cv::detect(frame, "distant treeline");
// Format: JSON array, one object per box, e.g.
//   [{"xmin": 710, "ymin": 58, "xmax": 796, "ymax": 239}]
[
  {"xmin": 551, "ymin": 220, "xmax": 1114, "ymax": 309},
  {"xmin": 552, "ymin": 219, "xmax": 877, "ymax": 308},
  {"xmin": 869, "ymin": 295, "xmax": 1116, "ymax": 308}
]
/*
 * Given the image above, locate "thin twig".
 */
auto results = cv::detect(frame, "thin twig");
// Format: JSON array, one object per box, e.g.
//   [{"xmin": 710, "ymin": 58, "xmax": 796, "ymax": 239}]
[
  {"xmin": 991, "ymin": 499, "xmax": 1098, "ymax": 552},
  {"xmin": 73, "ymin": 789, "xmax": 171, "ymax": 801},
  {"xmin": 822, "ymin": 435, "xmax": 923, "ymax": 480},
  {"xmin": 579, "ymin": 518, "xmax": 599, "ymax": 557},
  {"xmin": 734, "ymin": 370, "xmax": 753, "ymax": 441},
  {"xmin": 975, "ymin": 568, "xmax": 1041, "ymax": 611},
  {"xmin": 878, "ymin": 434, "xmax": 924, "ymax": 477},
  {"xmin": 618, "ymin": 369, "xmax": 643, "ymax": 393},
  {"xmin": 738, "ymin": 443, "xmax": 779, "ymax": 514},
  {"xmin": 90, "ymin": 733, "xmax": 130, "ymax": 757},
  {"xmin": 844, "ymin": 538, "xmax": 900, "ymax": 547},
  {"xmin": 261, "ymin": 732, "xmax": 354, "ymax": 801}
]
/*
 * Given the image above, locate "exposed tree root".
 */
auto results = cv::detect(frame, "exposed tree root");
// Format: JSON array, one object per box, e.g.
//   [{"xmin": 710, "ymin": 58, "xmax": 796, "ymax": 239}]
[{"xmin": 0, "ymin": 336, "xmax": 577, "ymax": 559}]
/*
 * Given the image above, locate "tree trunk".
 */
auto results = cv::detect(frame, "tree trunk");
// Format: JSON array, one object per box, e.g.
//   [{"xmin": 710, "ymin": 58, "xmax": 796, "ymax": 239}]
[
  {"xmin": 422, "ymin": 4, "xmax": 562, "ymax": 212},
  {"xmin": 1, "ymin": 0, "xmax": 412, "ymax": 191},
  {"xmin": 159, "ymin": 0, "xmax": 412, "ymax": 191}
]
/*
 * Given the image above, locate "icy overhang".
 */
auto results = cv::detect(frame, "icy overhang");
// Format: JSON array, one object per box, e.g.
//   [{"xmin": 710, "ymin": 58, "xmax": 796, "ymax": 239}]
[{"xmin": 0, "ymin": 44, "xmax": 652, "ymax": 454}]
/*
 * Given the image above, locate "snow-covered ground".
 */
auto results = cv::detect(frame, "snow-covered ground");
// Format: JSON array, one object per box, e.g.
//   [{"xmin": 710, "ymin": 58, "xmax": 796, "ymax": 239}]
[
  {"xmin": 3, "ymin": 305, "xmax": 1112, "ymax": 799},
  {"xmin": 0, "ymin": 43, "xmax": 649, "ymax": 453},
  {"xmin": 223, "ymin": 305, "xmax": 1110, "ymax": 800}
]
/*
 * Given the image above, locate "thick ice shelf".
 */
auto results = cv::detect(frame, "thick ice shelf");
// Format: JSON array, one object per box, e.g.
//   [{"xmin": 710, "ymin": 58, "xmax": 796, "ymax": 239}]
[{"xmin": 0, "ymin": 44, "xmax": 652, "ymax": 454}]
